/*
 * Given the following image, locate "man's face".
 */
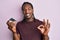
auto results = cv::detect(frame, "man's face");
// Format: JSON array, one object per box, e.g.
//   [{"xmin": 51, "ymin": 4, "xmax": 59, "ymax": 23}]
[{"xmin": 23, "ymin": 4, "xmax": 33, "ymax": 19}]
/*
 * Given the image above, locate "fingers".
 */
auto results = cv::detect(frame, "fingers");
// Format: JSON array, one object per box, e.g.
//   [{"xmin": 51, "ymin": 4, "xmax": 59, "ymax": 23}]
[
  {"xmin": 8, "ymin": 25, "xmax": 16, "ymax": 32},
  {"xmin": 8, "ymin": 26, "xmax": 12, "ymax": 31},
  {"xmin": 6, "ymin": 20, "xmax": 9, "ymax": 25},
  {"xmin": 47, "ymin": 23, "xmax": 50, "ymax": 28},
  {"xmin": 43, "ymin": 19, "xmax": 48, "ymax": 24},
  {"xmin": 43, "ymin": 19, "xmax": 47, "ymax": 26},
  {"xmin": 37, "ymin": 25, "xmax": 44, "ymax": 30},
  {"xmin": 37, "ymin": 25, "xmax": 45, "ymax": 33},
  {"xmin": 37, "ymin": 19, "xmax": 50, "ymax": 35},
  {"xmin": 47, "ymin": 19, "xmax": 48, "ymax": 25},
  {"xmin": 43, "ymin": 19, "xmax": 45, "ymax": 25},
  {"xmin": 7, "ymin": 20, "xmax": 16, "ymax": 27},
  {"xmin": 43, "ymin": 19, "xmax": 49, "ymax": 25},
  {"xmin": 43, "ymin": 19, "xmax": 50, "ymax": 29},
  {"xmin": 47, "ymin": 19, "xmax": 50, "ymax": 28},
  {"xmin": 6, "ymin": 20, "xmax": 12, "ymax": 26}
]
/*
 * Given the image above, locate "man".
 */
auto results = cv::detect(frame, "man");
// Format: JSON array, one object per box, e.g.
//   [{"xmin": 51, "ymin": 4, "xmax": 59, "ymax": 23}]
[{"xmin": 7, "ymin": 2, "xmax": 50, "ymax": 40}]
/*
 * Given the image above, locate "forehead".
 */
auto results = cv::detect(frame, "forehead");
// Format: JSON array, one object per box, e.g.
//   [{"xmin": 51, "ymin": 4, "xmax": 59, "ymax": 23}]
[{"xmin": 23, "ymin": 4, "xmax": 32, "ymax": 8}]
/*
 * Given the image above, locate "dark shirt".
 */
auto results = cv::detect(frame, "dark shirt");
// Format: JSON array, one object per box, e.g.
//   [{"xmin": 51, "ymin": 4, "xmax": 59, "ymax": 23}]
[{"xmin": 16, "ymin": 19, "xmax": 44, "ymax": 40}]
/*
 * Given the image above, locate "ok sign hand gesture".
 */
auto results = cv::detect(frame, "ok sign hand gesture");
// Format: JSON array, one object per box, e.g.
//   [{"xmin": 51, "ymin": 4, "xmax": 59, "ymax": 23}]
[{"xmin": 37, "ymin": 19, "xmax": 50, "ymax": 36}]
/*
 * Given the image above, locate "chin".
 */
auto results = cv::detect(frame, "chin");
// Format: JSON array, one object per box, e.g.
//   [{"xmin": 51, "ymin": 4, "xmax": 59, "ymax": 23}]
[
  {"xmin": 26, "ymin": 16, "xmax": 31, "ymax": 19},
  {"xmin": 26, "ymin": 17, "xmax": 31, "ymax": 19}
]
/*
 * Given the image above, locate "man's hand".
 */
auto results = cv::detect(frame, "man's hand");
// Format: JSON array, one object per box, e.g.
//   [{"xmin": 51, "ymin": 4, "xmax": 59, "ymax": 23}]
[
  {"xmin": 6, "ymin": 21, "xmax": 20, "ymax": 40},
  {"xmin": 37, "ymin": 19, "xmax": 50, "ymax": 36},
  {"xmin": 6, "ymin": 20, "xmax": 16, "ymax": 33}
]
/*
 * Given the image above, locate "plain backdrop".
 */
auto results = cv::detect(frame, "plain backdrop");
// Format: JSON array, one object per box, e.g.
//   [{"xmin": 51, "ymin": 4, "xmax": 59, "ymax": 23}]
[{"xmin": 0, "ymin": 0, "xmax": 60, "ymax": 40}]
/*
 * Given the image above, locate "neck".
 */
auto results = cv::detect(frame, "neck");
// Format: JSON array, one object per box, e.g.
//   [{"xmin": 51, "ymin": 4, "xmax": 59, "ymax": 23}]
[{"xmin": 25, "ymin": 16, "xmax": 34, "ymax": 22}]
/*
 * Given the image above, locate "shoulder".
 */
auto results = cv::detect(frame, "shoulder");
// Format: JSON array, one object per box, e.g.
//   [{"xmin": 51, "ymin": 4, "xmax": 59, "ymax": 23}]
[
  {"xmin": 16, "ymin": 21, "xmax": 23, "ymax": 27},
  {"xmin": 35, "ymin": 19, "xmax": 44, "ymax": 25},
  {"xmin": 16, "ymin": 21, "xmax": 23, "ymax": 26}
]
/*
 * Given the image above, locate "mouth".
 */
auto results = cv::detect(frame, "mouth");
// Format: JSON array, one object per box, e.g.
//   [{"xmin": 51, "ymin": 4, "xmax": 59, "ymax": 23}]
[
  {"xmin": 26, "ymin": 14, "xmax": 30, "ymax": 16},
  {"xmin": 25, "ymin": 13, "xmax": 31, "ymax": 18}
]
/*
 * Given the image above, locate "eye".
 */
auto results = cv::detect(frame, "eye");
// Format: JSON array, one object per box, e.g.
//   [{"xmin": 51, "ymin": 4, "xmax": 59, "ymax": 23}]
[
  {"xmin": 28, "ymin": 7, "xmax": 32, "ymax": 10},
  {"xmin": 28, "ymin": 8, "xmax": 31, "ymax": 10}
]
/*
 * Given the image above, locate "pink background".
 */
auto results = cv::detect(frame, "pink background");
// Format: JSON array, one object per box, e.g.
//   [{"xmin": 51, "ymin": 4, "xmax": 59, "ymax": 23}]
[{"xmin": 0, "ymin": 0, "xmax": 60, "ymax": 40}]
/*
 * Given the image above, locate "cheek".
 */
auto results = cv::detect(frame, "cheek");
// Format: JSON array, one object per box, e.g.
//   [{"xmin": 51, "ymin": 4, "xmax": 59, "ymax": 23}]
[
  {"xmin": 28, "ymin": 10, "xmax": 33, "ymax": 15},
  {"xmin": 30, "ymin": 10, "xmax": 33, "ymax": 13},
  {"xmin": 30, "ymin": 11, "xmax": 33, "ymax": 15},
  {"xmin": 23, "ymin": 11, "xmax": 25, "ymax": 14}
]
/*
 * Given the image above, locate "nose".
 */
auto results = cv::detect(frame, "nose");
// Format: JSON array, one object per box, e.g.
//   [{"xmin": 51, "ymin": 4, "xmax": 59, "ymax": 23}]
[{"xmin": 25, "ymin": 9, "xmax": 29, "ymax": 14}]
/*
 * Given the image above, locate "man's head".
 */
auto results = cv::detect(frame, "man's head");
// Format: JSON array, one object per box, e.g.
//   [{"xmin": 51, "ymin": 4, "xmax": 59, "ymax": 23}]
[{"xmin": 22, "ymin": 2, "xmax": 34, "ymax": 19}]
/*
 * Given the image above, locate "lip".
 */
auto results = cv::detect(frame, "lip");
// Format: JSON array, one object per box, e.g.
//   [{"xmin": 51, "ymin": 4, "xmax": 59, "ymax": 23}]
[{"xmin": 26, "ymin": 14, "xmax": 30, "ymax": 16}]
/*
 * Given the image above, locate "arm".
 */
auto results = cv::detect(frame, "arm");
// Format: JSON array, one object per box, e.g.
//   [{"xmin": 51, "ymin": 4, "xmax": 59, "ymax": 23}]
[
  {"xmin": 42, "ymin": 35, "xmax": 49, "ymax": 40},
  {"xmin": 37, "ymin": 19, "xmax": 50, "ymax": 40},
  {"xmin": 13, "ymin": 33, "xmax": 20, "ymax": 40},
  {"xmin": 6, "ymin": 21, "xmax": 20, "ymax": 40}
]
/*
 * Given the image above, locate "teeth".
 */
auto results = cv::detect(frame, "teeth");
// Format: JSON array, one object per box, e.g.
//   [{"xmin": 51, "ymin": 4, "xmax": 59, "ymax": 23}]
[{"xmin": 26, "ymin": 14, "xmax": 30, "ymax": 16}]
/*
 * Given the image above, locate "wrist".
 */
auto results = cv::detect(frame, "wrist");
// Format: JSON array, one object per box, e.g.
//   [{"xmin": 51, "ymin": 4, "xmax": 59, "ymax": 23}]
[
  {"xmin": 43, "ymin": 35, "xmax": 49, "ymax": 40},
  {"xmin": 13, "ymin": 32, "xmax": 17, "ymax": 34}
]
